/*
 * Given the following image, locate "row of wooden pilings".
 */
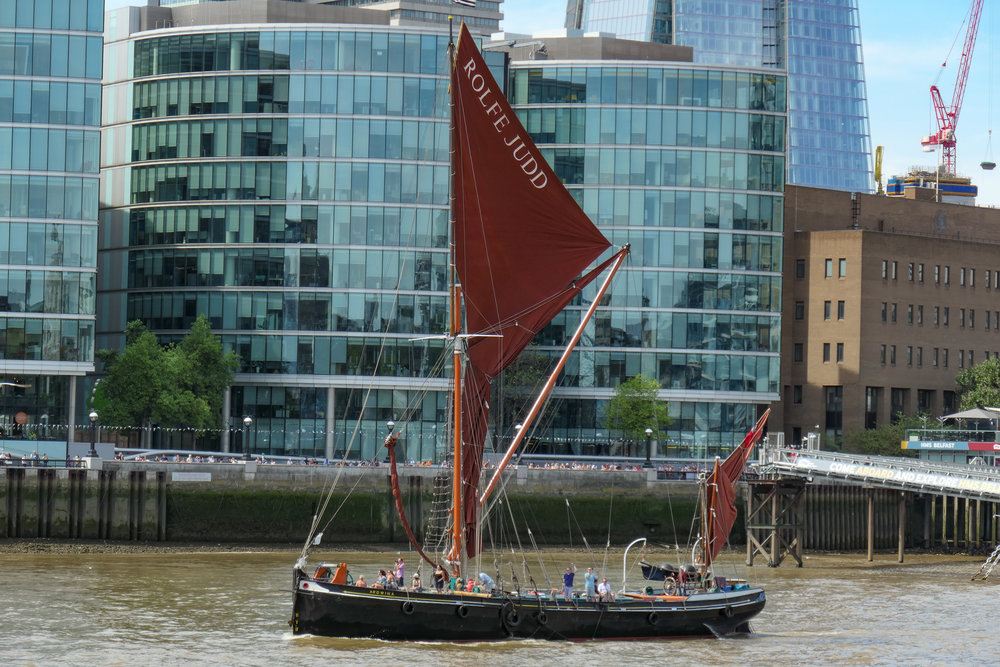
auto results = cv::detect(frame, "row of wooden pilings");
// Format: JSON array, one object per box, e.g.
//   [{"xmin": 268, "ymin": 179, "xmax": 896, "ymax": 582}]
[
  {"xmin": 2, "ymin": 467, "xmax": 166, "ymax": 541},
  {"xmin": 745, "ymin": 478, "xmax": 1000, "ymax": 566}
]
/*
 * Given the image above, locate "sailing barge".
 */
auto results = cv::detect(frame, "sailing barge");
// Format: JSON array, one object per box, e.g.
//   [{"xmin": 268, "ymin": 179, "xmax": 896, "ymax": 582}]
[{"xmin": 290, "ymin": 24, "xmax": 767, "ymax": 641}]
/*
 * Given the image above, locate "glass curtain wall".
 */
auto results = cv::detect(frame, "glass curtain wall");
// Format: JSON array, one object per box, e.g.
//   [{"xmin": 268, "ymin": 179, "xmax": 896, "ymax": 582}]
[
  {"xmin": 507, "ymin": 62, "xmax": 784, "ymax": 456},
  {"xmin": 101, "ymin": 27, "xmax": 459, "ymax": 460},
  {"xmin": 0, "ymin": 0, "xmax": 102, "ymax": 439}
]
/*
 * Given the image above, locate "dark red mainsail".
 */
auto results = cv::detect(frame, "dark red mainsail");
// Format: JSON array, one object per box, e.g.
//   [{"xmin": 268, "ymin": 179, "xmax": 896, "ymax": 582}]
[
  {"xmin": 451, "ymin": 24, "xmax": 613, "ymax": 557},
  {"xmin": 703, "ymin": 409, "xmax": 771, "ymax": 566}
]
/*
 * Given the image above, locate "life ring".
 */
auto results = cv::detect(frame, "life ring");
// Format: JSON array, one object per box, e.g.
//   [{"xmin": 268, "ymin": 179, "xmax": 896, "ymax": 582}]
[
  {"xmin": 534, "ymin": 610, "xmax": 548, "ymax": 626},
  {"xmin": 647, "ymin": 611, "xmax": 659, "ymax": 625},
  {"xmin": 456, "ymin": 605, "xmax": 470, "ymax": 619},
  {"xmin": 401, "ymin": 600, "xmax": 415, "ymax": 615},
  {"xmin": 663, "ymin": 576, "xmax": 678, "ymax": 595}
]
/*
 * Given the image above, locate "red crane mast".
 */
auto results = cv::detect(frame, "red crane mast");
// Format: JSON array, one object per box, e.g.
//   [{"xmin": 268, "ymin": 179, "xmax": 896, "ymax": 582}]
[{"xmin": 920, "ymin": 0, "xmax": 983, "ymax": 175}]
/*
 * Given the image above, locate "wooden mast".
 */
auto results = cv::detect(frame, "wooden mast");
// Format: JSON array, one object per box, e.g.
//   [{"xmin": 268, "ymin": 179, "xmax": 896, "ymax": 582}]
[{"xmin": 446, "ymin": 18, "xmax": 464, "ymax": 576}]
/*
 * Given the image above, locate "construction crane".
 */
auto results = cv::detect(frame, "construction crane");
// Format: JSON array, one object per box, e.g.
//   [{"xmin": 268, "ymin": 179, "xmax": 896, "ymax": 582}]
[
  {"xmin": 920, "ymin": 0, "xmax": 983, "ymax": 175},
  {"xmin": 874, "ymin": 145, "xmax": 884, "ymax": 195}
]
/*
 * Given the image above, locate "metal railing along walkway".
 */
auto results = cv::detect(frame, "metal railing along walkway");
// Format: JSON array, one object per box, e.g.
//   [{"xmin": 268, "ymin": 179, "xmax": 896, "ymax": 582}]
[{"xmin": 758, "ymin": 447, "xmax": 1000, "ymax": 502}]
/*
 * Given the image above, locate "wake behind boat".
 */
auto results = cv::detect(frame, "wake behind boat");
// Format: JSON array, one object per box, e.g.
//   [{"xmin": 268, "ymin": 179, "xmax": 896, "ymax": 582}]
[{"xmin": 290, "ymin": 23, "xmax": 768, "ymax": 642}]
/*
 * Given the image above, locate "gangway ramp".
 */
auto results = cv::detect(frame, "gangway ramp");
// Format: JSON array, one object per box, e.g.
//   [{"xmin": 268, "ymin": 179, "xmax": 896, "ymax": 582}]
[{"xmin": 759, "ymin": 448, "xmax": 1000, "ymax": 502}]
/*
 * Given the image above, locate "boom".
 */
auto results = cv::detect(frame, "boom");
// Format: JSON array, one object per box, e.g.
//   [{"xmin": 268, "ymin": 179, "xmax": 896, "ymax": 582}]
[{"xmin": 920, "ymin": 0, "xmax": 983, "ymax": 175}]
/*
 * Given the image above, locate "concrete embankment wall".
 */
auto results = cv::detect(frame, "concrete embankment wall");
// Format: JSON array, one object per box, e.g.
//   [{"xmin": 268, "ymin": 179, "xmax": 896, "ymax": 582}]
[
  {"xmin": 0, "ymin": 463, "xmax": 702, "ymax": 546},
  {"xmin": 6, "ymin": 464, "xmax": 989, "ymax": 551}
]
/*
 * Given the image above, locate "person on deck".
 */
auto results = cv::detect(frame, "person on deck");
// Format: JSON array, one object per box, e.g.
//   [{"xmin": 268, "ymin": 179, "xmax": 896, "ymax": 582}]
[
  {"xmin": 562, "ymin": 563, "xmax": 577, "ymax": 597},
  {"xmin": 478, "ymin": 572, "xmax": 494, "ymax": 594},
  {"xmin": 584, "ymin": 567, "xmax": 597, "ymax": 601},
  {"xmin": 394, "ymin": 558, "xmax": 405, "ymax": 587},
  {"xmin": 356, "ymin": 575, "xmax": 367, "ymax": 587},
  {"xmin": 411, "ymin": 572, "xmax": 422, "ymax": 591},
  {"xmin": 433, "ymin": 565, "xmax": 446, "ymax": 593},
  {"xmin": 597, "ymin": 578, "xmax": 614, "ymax": 602},
  {"xmin": 374, "ymin": 570, "xmax": 388, "ymax": 589}
]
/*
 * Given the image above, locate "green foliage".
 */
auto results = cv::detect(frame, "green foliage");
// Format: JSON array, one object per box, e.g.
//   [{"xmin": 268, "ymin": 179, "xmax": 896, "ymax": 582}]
[
  {"xmin": 603, "ymin": 375, "xmax": 673, "ymax": 441},
  {"xmin": 841, "ymin": 413, "xmax": 923, "ymax": 457},
  {"xmin": 95, "ymin": 315, "xmax": 239, "ymax": 429},
  {"xmin": 955, "ymin": 356, "xmax": 1000, "ymax": 409},
  {"xmin": 496, "ymin": 346, "xmax": 552, "ymax": 427}
]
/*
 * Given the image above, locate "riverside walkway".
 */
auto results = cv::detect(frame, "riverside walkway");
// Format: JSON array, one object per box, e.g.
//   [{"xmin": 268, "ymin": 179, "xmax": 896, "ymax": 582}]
[{"xmin": 759, "ymin": 447, "xmax": 1000, "ymax": 502}]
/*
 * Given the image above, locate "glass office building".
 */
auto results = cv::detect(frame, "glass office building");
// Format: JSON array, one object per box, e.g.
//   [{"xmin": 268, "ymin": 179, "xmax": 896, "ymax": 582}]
[
  {"xmin": 504, "ymin": 41, "xmax": 784, "ymax": 454},
  {"xmin": 101, "ymin": 3, "xmax": 501, "ymax": 460},
  {"xmin": 576, "ymin": 0, "xmax": 872, "ymax": 193},
  {"xmin": 0, "ymin": 0, "xmax": 103, "ymax": 439}
]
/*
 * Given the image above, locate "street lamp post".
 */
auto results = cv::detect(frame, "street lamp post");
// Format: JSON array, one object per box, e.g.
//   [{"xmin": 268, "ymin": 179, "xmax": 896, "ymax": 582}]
[
  {"xmin": 87, "ymin": 410, "xmax": 98, "ymax": 458},
  {"xmin": 644, "ymin": 427, "xmax": 653, "ymax": 468},
  {"xmin": 385, "ymin": 420, "xmax": 395, "ymax": 462},
  {"xmin": 242, "ymin": 416, "xmax": 252, "ymax": 461}
]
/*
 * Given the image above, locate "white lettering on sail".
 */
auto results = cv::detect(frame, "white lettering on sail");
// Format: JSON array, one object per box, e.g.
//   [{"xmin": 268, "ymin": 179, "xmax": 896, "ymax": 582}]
[{"xmin": 462, "ymin": 56, "xmax": 548, "ymax": 189}]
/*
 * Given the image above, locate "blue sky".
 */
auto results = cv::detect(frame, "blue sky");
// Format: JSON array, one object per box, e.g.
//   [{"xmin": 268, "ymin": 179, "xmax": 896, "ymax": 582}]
[{"xmin": 107, "ymin": 0, "xmax": 1000, "ymax": 205}]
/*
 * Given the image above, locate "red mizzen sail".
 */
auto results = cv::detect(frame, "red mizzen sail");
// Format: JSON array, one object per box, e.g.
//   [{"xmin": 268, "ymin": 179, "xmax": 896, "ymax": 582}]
[
  {"xmin": 704, "ymin": 408, "xmax": 771, "ymax": 566},
  {"xmin": 451, "ymin": 24, "xmax": 613, "ymax": 557}
]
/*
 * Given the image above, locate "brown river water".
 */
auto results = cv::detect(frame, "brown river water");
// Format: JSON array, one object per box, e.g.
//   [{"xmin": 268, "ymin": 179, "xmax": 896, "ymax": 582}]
[{"xmin": 0, "ymin": 548, "xmax": 996, "ymax": 665}]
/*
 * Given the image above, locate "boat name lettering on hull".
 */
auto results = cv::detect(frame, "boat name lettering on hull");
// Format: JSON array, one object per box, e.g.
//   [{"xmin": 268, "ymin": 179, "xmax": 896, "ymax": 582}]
[{"xmin": 462, "ymin": 57, "xmax": 548, "ymax": 190}]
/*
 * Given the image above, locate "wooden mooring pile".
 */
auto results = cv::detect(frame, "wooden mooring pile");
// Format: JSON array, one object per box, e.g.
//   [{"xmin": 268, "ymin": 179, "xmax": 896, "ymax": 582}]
[{"xmin": 745, "ymin": 477, "xmax": 1000, "ymax": 566}]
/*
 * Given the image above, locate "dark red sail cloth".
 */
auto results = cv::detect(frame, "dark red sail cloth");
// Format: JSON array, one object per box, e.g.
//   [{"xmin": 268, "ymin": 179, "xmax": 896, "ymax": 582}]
[
  {"xmin": 451, "ymin": 24, "xmax": 613, "ymax": 557},
  {"xmin": 704, "ymin": 409, "xmax": 771, "ymax": 565}
]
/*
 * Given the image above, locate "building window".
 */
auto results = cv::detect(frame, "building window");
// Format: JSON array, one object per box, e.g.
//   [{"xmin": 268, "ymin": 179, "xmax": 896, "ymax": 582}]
[
  {"xmin": 935, "ymin": 265, "xmax": 940, "ymax": 283},
  {"xmin": 796, "ymin": 258, "xmax": 805, "ymax": 278},
  {"xmin": 825, "ymin": 258, "xmax": 833, "ymax": 278},
  {"xmin": 995, "ymin": 271, "xmax": 999, "ymax": 289},
  {"xmin": 917, "ymin": 305, "xmax": 923, "ymax": 325},
  {"xmin": 960, "ymin": 308, "xmax": 965, "ymax": 327},
  {"xmin": 959, "ymin": 349, "xmax": 965, "ymax": 368},
  {"xmin": 882, "ymin": 260, "xmax": 888, "ymax": 279},
  {"xmin": 908, "ymin": 262, "xmax": 914, "ymax": 281},
  {"xmin": 795, "ymin": 301, "xmax": 805, "ymax": 320},
  {"xmin": 933, "ymin": 347, "xmax": 939, "ymax": 366},
  {"xmin": 970, "ymin": 350, "xmax": 974, "ymax": 366},
  {"xmin": 943, "ymin": 348, "xmax": 949, "ymax": 367},
  {"xmin": 917, "ymin": 347, "xmax": 922, "ymax": 366},
  {"xmin": 865, "ymin": 386, "xmax": 881, "ymax": 429},
  {"xmin": 823, "ymin": 343, "xmax": 831, "ymax": 362},
  {"xmin": 824, "ymin": 300, "xmax": 831, "ymax": 319},
  {"xmin": 839, "ymin": 258, "xmax": 847, "ymax": 277},
  {"xmin": 918, "ymin": 263, "xmax": 924, "ymax": 283},
  {"xmin": 880, "ymin": 344, "xmax": 886, "ymax": 365},
  {"xmin": 988, "ymin": 269, "xmax": 992, "ymax": 288},
  {"xmin": 906, "ymin": 346, "xmax": 913, "ymax": 366},
  {"xmin": 987, "ymin": 311, "xmax": 991, "ymax": 331},
  {"xmin": 891, "ymin": 388, "xmax": 908, "ymax": 418},
  {"xmin": 960, "ymin": 267, "xmax": 966, "ymax": 286},
  {"xmin": 793, "ymin": 385, "xmax": 802, "ymax": 404},
  {"xmin": 881, "ymin": 302, "xmax": 887, "ymax": 323},
  {"xmin": 794, "ymin": 343, "xmax": 804, "ymax": 362},
  {"xmin": 907, "ymin": 305, "xmax": 913, "ymax": 325},
  {"xmin": 934, "ymin": 306, "xmax": 939, "ymax": 326},
  {"xmin": 837, "ymin": 300, "xmax": 845, "ymax": 320},
  {"xmin": 995, "ymin": 312, "xmax": 999, "ymax": 329},
  {"xmin": 891, "ymin": 303, "xmax": 897, "ymax": 323},
  {"xmin": 970, "ymin": 269, "xmax": 975, "ymax": 287},
  {"xmin": 944, "ymin": 307, "xmax": 950, "ymax": 326},
  {"xmin": 890, "ymin": 345, "xmax": 897, "ymax": 366},
  {"xmin": 970, "ymin": 309, "xmax": 975, "ymax": 329},
  {"xmin": 917, "ymin": 389, "xmax": 933, "ymax": 414},
  {"xmin": 892, "ymin": 261, "xmax": 898, "ymax": 280},
  {"xmin": 825, "ymin": 385, "xmax": 843, "ymax": 432},
  {"xmin": 944, "ymin": 265, "xmax": 950, "ymax": 284},
  {"xmin": 837, "ymin": 342, "xmax": 844, "ymax": 362}
]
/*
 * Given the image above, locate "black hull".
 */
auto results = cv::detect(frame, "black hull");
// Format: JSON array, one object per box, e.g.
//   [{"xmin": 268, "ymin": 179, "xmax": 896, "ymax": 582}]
[{"xmin": 291, "ymin": 572, "xmax": 765, "ymax": 642}]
